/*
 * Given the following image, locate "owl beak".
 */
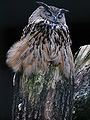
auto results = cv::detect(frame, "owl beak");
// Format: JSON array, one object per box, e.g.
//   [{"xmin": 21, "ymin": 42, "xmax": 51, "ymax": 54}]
[
  {"xmin": 53, "ymin": 16, "xmax": 58, "ymax": 24},
  {"xmin": 54, "ymin": 16, "xmax": 57, "ymax": 21}
]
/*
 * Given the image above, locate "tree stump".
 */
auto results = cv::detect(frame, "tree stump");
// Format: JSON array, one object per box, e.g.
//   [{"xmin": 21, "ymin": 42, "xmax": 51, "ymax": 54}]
[{"xmin": 12, "ymin": 65, "xmax": 74, "ymax": 120}]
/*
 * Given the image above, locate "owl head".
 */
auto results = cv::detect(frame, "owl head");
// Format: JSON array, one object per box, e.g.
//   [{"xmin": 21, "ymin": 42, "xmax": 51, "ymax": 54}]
[{"xmin": 28, "ymin": 2, "xmax": 69, "ymax": 29}]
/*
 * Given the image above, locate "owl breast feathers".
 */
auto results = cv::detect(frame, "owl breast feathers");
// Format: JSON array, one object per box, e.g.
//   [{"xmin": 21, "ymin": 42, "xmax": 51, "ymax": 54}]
[{"xmin": 6, "ymin": 2, "xmax": 74, "ymax": 78}]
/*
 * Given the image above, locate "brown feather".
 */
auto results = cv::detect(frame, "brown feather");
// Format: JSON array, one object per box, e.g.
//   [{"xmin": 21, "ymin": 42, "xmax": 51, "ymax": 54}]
[{"xmin": 6, "ymin": 19, "xmax": 74, "ymax": 78}]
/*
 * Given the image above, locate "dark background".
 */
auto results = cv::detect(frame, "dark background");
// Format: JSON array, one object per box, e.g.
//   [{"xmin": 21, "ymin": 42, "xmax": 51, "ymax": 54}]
[{"xmin": 0, "ymin": 0, "xmax": 90, "ymax": 120}]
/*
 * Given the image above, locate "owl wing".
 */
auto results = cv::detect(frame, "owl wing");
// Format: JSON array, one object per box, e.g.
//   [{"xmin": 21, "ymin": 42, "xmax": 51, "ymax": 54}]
[{"xmin": 6, "ymin": 22, "xmax": 50, "ymax": 75}]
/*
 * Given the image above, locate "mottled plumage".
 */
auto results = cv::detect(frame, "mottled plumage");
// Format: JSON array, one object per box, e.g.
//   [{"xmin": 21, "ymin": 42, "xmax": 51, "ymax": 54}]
[
  {"xmin": 6, "ymin": 2, "xmax": 74, "ymax": 78},
  {"xmin": 6, "ymin": 2, "xmax": 75, "ymax": 120}
]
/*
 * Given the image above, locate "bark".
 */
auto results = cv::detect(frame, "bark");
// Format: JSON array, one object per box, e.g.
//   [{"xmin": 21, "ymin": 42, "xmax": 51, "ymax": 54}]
[
  {"xmin": 12, "ymin": 45, "xmax": 90, "ymax": 120},
  {"xmin": 12, "ymin": 66, "xmax": 74, "ymax": 120},
  {"xmin": 74, "ymin": 45, "xmax": 90, "ymax": 101},
  {"xmin": 73, "ymin": 45, "xmax": 90, "ymax": 120}
]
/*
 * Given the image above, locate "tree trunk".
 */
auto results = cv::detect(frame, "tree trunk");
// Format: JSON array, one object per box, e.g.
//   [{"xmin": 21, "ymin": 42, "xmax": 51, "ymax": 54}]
[
  {"xmin": 12, "ymin": 45, "xmax": 90, "ymax": 120},
  {"xmin": 73, "ymin": 45, "xmax": 90, "ymax": 120},
  {"xmin": 12, "ymin": 65, "xmax": 74, "ymax": 120}
]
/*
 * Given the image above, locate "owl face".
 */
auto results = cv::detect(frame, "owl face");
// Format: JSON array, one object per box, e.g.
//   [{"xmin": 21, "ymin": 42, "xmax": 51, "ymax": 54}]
[{"xmin": 29, "ymin": 2, "xmax": 69, "ymax": 29}]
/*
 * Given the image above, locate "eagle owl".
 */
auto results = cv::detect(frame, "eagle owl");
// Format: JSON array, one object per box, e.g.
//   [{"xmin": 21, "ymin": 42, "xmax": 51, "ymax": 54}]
[
  {"xmin": 6, "ymin": 2, "xmax": 74, "ymax": 79},
  {"xmin": 6, "ymin": 2, "xmax": 75, "ymax": 120}
]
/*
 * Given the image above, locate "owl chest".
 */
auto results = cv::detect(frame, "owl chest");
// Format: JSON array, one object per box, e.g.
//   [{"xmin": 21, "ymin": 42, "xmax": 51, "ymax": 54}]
[{"xmin": 36, "ymin": 32, "xmax": 74, "ymax": 78}]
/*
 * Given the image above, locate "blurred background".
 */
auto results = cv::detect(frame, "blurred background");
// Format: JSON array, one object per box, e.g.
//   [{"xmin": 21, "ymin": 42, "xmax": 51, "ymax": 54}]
[{"xmin": 0, "ymin": 0, "xmax": 90, "ymax": 120}]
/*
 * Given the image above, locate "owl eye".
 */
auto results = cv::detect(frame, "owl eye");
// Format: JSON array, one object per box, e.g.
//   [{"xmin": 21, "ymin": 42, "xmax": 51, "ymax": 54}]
[
  {"xmin": 58, "ymin": 14, "xmax": 63, "ymax": 19},
  {"xmin": 45, "ymin": 11, "xmax": 52, "ymax": 16}
]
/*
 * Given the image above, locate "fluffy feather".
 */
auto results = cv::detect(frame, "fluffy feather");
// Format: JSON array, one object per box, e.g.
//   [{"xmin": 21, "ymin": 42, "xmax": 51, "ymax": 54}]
[{"xmin": 6, "ymin": 3, "xmax": 74, "ymax": 78}]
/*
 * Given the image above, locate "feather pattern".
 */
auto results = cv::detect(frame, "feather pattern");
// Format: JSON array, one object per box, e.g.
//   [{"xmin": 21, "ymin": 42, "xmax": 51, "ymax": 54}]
[
  {"xmin": 6, "ymin": 20, "xmax": 73, "ymax": 78},
  {"xmin": 6, "ymin": 3, "xmax": 75, "ymax": 120}
]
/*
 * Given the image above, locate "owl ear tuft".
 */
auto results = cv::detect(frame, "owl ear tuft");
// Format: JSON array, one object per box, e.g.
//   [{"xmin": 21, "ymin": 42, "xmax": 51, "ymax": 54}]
[
  {"xmin": 60, "ymin": 9, "xmax": 70, "ymax": 14},
  {"xmin": 36, "ymin": 1, "xmax": 50, "ymax": 10}
]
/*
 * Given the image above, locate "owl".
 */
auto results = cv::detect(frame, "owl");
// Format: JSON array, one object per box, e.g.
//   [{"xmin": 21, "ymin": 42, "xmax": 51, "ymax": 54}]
[
  {"xmin": 6, "ymin": 1, "xmax": 74, "ymax": 79},
  {"xmin": 6, "ymin": 2, "xmax": 75, "ymax": 120}
]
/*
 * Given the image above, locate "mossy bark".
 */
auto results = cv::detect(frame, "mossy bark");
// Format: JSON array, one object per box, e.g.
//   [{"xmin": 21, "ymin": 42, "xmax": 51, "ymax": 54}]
[
  {"xmin": 12, "ymin": 65, "xmax": 74, "ymax": 120},
  {"xmin": 12, "ymin": 45, "xmax": 90, "ymax": 120}
]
